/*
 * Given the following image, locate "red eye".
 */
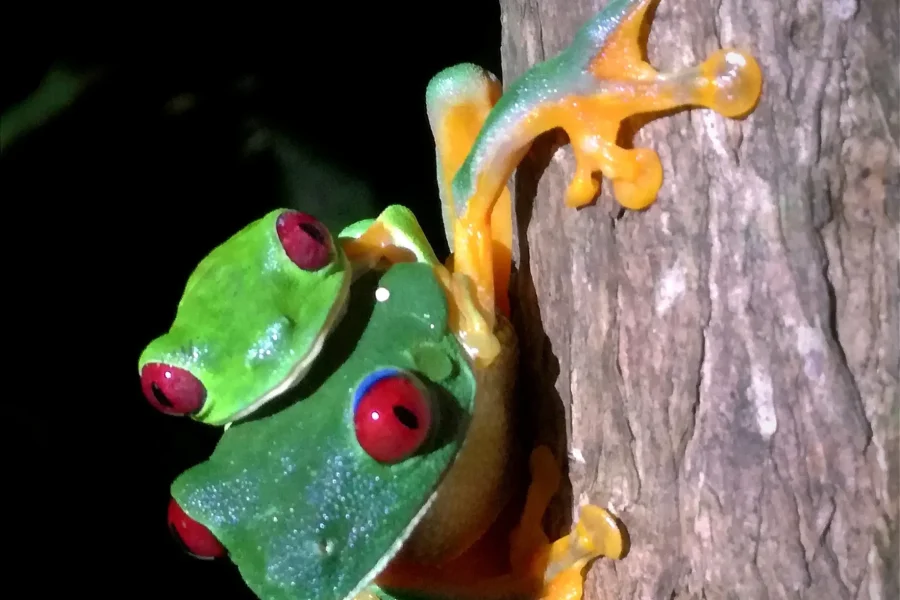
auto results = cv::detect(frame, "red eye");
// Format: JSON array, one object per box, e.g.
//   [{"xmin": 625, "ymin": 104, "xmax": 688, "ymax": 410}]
[
  {"xmin": 353, "ymin": 370, "xmax": 433, "ymax": 464},
  {"xmin": 275, "ymin": 210, "xmax": 332, "ymax": 271},
  {"xmin": 140, "ymin": 363, "xmax": 206, "ymax": 416},
  {"xmin": 167, "ymin": 497, "xmax": 226, "ymax": 560}
]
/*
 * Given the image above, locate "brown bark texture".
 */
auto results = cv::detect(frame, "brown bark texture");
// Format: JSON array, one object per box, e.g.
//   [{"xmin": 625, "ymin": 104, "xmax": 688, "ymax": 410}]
[{"xmin": 498, "ymin": 0, "xmax": 899, "ymax": 598}]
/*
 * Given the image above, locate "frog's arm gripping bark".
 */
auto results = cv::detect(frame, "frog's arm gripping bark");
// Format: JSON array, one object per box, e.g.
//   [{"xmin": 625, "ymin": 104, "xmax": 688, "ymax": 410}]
[
  {"xmin": 339, "ymin": 203, "xmax": 503, "ymax": 364},
  {"xmin": 432, "ymin": 0, "xmax": 762, "ymax": 339},
  {"xmin": 340, "ymin": 205, "xmax": 441, "ymax": 275}
]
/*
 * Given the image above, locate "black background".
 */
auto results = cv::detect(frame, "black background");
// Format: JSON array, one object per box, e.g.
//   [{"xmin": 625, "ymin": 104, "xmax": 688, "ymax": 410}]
[{"xmin": 7, "ymin": 6, "xmax": 498, "ymax": 595}]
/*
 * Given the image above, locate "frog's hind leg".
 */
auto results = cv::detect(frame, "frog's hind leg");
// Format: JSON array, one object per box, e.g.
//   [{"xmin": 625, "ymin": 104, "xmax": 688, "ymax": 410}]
[
  {"xmin": 447, "ymin": 0, "xmax": 762, "ymax": 329},
  {"xmin": 511, "ymin": 446, "xmax": 626, "ymax": 600}
]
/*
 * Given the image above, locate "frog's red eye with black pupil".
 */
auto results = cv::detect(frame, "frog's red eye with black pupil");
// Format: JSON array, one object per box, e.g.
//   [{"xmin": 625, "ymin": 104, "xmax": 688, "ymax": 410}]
[
  {"xmin": 353, "ymin": 372, "xmax": 433, "ymax": 464},
  {"xmin": 276, "ymin": 210, "xmax": 331, "ymax": 271},
  {"xmin": 140, "ymin": 363, "xmax": 206, "ymax": 416},
  {"xmin": 167, "ymin": 497, "xmax": 226, "ymax": 560}
]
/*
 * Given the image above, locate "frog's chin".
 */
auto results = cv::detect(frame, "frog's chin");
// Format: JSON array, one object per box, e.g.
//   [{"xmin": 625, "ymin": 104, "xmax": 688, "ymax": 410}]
[
  {"xmin": 343, "ymin": 488, "xmax": 442, "ymax": 600},
  {"xmin": 222, "ymin": 256, "xmax": 353, "ymax": 426}
]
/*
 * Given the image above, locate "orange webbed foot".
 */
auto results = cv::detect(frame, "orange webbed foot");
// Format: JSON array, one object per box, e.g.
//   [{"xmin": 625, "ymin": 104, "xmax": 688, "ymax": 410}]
[
  {"xmin": 431, "ymin": 0, "xmax": 761, "ymax": 322},
  {"xmin": 452, "ymin": 0, "xmax": 762, "ymax": 213},
  {"xmin": 511, "ymin": 447, "xmax": 627, "ymax": 600}
]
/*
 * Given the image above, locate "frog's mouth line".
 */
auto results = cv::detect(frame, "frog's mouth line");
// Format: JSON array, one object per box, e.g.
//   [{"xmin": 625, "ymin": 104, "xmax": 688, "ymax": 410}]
[
  {"xmin": 223, "ymin": 252, "xmax": 353, "ymax": 425},
  {"xmin": 343, "ymin": 480, "xmax": 442, "ymax": 600}
]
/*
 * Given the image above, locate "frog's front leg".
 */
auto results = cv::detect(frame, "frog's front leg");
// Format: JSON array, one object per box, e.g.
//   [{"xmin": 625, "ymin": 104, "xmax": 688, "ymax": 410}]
[
  {"xmin": 339, "ymin": 204, "xmax": 441, "ymax": 275},
  {"xmin": 339, "ymin": 207, "xmax": 504, "ymax": 362},
  {"xmin": 437, "ymin": 0, "xmax": 762, "ymax": 328}
]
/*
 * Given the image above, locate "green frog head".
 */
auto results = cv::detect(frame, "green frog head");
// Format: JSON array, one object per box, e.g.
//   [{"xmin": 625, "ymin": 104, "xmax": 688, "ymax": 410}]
[
  {"xmin": 165, "ymin": 263, "xmax": 477, "ymax": 599},
  {"xmin": 138, "ymin": 209, "xmax": 351, "ymax": 426}
]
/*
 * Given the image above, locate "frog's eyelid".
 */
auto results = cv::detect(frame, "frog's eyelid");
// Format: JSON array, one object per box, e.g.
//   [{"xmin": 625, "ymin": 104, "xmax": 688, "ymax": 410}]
[{"xmin": 351, "ymin": 367, "xmax": 405, "ymax": 413}]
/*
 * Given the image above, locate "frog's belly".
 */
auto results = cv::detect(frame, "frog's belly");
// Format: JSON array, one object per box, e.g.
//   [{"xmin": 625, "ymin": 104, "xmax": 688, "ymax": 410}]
[{"xmin": 400, "ymin": 314, "xmax": 520, "ymax": 563}]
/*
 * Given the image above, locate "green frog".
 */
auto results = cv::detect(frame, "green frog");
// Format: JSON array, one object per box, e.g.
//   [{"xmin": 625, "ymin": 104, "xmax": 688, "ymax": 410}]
[{"xmin": 138, "ymin": 205, "xmax": 438, "ymax": 425}]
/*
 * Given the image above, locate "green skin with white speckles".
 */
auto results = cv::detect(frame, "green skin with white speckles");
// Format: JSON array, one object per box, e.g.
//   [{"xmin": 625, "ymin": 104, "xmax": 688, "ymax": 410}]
[
  {"xmin": 172, "ymin": 263, "xmax": 476, "ymax": 600},
  {"xmin": 139, "ymin": 205, "xmax": 438, "ymax": 426}
]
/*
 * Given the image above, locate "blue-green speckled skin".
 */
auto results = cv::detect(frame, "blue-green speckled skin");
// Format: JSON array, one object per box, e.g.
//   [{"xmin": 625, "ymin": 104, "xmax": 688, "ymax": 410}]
[{"xmin": 172, "ymin": 263, "xmax": 476, "ymax": 600}]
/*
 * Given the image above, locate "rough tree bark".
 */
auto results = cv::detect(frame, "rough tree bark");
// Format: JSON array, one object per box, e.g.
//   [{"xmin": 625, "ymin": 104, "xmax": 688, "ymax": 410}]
[{"xmin": 499, "ymin": 0, "xmax": 898, "ymax": 598}]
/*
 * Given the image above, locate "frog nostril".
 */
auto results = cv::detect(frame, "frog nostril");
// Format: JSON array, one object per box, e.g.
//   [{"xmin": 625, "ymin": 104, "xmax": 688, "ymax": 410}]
[{"xmin": 316, "ymin": 538, "xmax": 336, "ymax": 556}]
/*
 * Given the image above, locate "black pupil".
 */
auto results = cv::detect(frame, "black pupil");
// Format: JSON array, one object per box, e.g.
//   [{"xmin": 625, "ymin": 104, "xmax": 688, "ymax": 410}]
[
  {"xmin": 299, "ymin": 222, "xmax": 326, "ymax": 245},
  {"xmin": 168, "ymin": 522, "xmax": 192, "ymax": 553},
  {"xmin": 151, "ymin": 382, "xmax": 174, "ymax": 408},
  {"xmin": 393, "ymin": 405, "xmax": 419, "ymax": 429}
]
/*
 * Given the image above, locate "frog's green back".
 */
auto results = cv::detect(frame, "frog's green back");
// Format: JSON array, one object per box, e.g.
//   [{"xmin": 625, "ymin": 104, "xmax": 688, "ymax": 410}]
[{"xmin": 171, "ymin": 263, "xmax": 476, "ymax": 600}]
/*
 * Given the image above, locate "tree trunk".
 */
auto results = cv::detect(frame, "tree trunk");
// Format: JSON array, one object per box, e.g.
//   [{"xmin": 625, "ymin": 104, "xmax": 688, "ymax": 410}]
[{"xmin": 499, "ymin": 0, "xmax": 898, "ymax": 598}]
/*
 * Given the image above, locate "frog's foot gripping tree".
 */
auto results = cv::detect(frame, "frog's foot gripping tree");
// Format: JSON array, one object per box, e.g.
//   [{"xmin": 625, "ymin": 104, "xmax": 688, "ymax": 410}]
[
  {"xmin": 150, "ymin": 1, "xmax": 761, "ymax": 599},
  {"xmin": 425, "ymin": 0, "xmax": 760, "ymax": 353}
]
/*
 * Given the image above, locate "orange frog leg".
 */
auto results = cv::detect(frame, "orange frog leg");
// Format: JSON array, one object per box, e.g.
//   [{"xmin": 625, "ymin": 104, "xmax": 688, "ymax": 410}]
[
  {"xmin": 513, "ymin": 446, "xmax": 626, "ymax": 600},
  {"xmin": 371, "ymin": 446, "xmax": 626, "ymax": 599},
  {"xmin": 429, "ymin": 0, "xmax": 761, "ymax": 336},
  {"xmin": 339, "ymin": 205, "xmax": 442, "ymax": 276},
  {"xmin": 425, "ymin": 63, "xmax": 513, "ymax": 365}
]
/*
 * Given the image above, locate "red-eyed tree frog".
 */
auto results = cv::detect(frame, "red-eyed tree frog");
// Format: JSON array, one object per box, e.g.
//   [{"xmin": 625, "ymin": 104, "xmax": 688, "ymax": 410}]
[
  {"xmin": 155, "ymin": 0, "xmax": 762, "ymax": 597},
  {"xmin": 138, "ymin": 205, "xmax": 438, "ymax": 426}
]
